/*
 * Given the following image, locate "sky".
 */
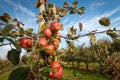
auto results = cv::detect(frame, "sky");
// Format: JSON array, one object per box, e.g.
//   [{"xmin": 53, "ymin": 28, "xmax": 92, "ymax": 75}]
[{"xmin": 0, "ymin": 0, "xmax": 120, "ymax": 59}]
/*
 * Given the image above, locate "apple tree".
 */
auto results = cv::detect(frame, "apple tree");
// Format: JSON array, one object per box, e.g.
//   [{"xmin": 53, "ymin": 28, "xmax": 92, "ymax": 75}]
[{"xmin": 0, "ymin": 0, "xmax": 120, "ymax": 80}]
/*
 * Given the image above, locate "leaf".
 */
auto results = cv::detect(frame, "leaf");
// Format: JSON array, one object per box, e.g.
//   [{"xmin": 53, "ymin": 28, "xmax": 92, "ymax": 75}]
[
  {"xmin": 35, "ymin": 1, "xmax": 40, "ymax": 8},
  {"xmin": 79, "ymin": 23, "xmax": 82, "ymax": 31},
  {"xmin": 0, "ymin": 37, "xmax": 4, "ymax": 42},
  {"xmin": 25, "ymin": 28, "xmax": 33, "ymax": 34},
  {"xmin": 3, "ymin": 13, "xmax": 11, "ymax": 21},
  {"xmin": 77, "ymin": 7, "xmax": 85, "ymax": 15},
  {"xmin": 106, "ymin": 30, "xmax": 118, "ymax": 39},
  {"xmin": 6, "ymin": 38, "xmax": 21, "ymax": 53},
  {"xmin": 8, "ymin": 67, "xmax": 30, "ymax": 80},
  {"xmin": 99, "ymin": 17, "xmax": 110, "ymax": 26},
  {"xmin": 2, "ymin": 24, "xmax": 14, "ymax": 37},
  {"xmin": 21, "ymin": 55, "xmax": 28, "ymax": 64},
  {"xmin": 0, "ymin": 16, "xmax": 9, "ymax": 23},
  {"xmin": 7, "ymin": 49, "xmax": 20, "ymax": 65},
  {"xmin": 72, "ymin": 1, "xmax": 78, "ymax": 8},
  {"xmin": 90, "ymin": 34, "xmax": 96, "ymax": 45},
  {"xmin": 64, "ymin": 1, "xmax": 69, "ymax": 8},
  {"xmin": 12, "ymin": 18, "xmax": 18, "ymax": 22}
]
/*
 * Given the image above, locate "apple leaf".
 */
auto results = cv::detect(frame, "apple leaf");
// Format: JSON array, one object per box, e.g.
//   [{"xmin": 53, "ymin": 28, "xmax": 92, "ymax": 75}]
[
  {"xmin": 72, "ymin": 1, "xmax": 78, "ymax": 8},
  {"xmin": 79, "ymin": 23, "xmax": 82, "ymax": 31},
  {"xmin": 6, "ymin": 38, "xmax": 21, "ymax": 53},
  {"xmin": 99, "ymin": 17, "xmax": 110, "ymax": 26},
  {"xmin": 0, "ymin": 37, "xmax": 4, "ymax": 42},
  {"xmin": 3, "ymin": 13, "xmax": 11, "ymax": 21},
  {"xmin": 35, "ymin": 1, "xmax": 40, "ymax": 8},
  {"xmin": 90, "ymin": 34, "xmax": 96, "ymax": 45},
  {"xmin": 7, "ymin": 49, "xmax": 20, "ymax": 65},
  {"xmin": 8, "ymin": 67, "xmax": 30, "ymax": 80},
  {"xmin": 2, "ymin": 24, "xmax": 14, "ymax": 37},
  {"xmin": 106, "ymin": 30, "xmax": 118, "ymax": 39},
  {"xmin": 64, "ymin": 1, "xmax": 69, "ymax": 8}
]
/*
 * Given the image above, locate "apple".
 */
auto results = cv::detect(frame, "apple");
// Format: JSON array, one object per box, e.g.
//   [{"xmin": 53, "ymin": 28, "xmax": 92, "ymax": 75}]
[
  {"xmin": 43, "ymin": 28, "xmax": 52, "ymax": 37},
  {"xmin": 53, "ymin": 66, "xmax": 63, "ymax": 79},
  {"xmin": 45, "ymin": 44, "xmax": 54, "ymax": 54},
  {"xmin": 37, "ymin": 38, "xmax": 48, "ymax": 47},
  {"xmin": 48, "ymin": 72, "xmax": 53, "ymax": 78},
  {"xmin": 27, "ymin": 72, "xmax": 34, "ymax": 79},
  {"xmin": 49, "ymin": 61, "xmax": 63, "ymax": 79},
  {"xmin": 49, "ymin": 22, "xmax": 61, "ymax": 32},
  {"xmin": 19, "ymin": 38, "xmax": 32, "ymax": 48},
  {"xmin": 52, "ymin": 39, "xmax": 59, "ymax": 48},
  {"xmin": 54, "ymin": 32, "xmax": 61, "ymax": 39}
]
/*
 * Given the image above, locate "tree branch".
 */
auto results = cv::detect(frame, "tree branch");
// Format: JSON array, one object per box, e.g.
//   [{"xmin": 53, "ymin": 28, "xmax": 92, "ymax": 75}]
[{"xmin": 61, "ymin": 29, "xmax": 120, "ymax": 40}]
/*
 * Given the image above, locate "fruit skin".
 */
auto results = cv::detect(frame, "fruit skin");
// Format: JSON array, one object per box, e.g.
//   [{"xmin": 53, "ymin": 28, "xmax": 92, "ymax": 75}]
[
  {"xmin": 54, "ymin": 32, "xmax": 61, "ymax": 39},
  {"xmin": 48, "ymin": 72, "xmax": 53, "ymax": 78},
  {"xmin": 45, "ymin": 44, "xmax": 54, "ymax": 54},
  {"xmin": 19, "ymin": 38, "xmax": 32, "ymax": 48},
  {"xmin": 37, "ymin": 38, "xmax": 48, "ymax": 47},
  {"xmin": 27, "ymin": 72, "xmax": 34, "ymax": 80},
  {"xmin": 43, "ymin": 28, "xmax": 52, "ymax": 37},
  {"xmin": 52, "ymin": 39, "xmax": 59, "ymax": 48},
  {"xmin": 49, "ymin": 61, "xmax": 63, "ymax": 79},
  {"xmin": 49, "ymin": 22, "xmax": 61, "ymax": 32}
]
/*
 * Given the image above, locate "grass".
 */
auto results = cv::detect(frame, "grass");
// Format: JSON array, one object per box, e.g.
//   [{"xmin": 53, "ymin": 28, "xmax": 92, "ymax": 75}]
[
  {"xmin": 0, "ymin": 71, "xmax": 10, "ymax": 80},
  {"xmin": 0, "ymin": 67, "xmax": 108, "ymax": 80},
  {"xmin": 63, "ymin": 67, "xmax": 108, "ymax": 80}
]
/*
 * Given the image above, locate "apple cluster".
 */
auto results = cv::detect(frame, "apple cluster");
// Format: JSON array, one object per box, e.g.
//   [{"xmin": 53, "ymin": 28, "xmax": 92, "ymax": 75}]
[{"xmin": 19, "ymin": 22, "xmax": 63, "ymax": 79}]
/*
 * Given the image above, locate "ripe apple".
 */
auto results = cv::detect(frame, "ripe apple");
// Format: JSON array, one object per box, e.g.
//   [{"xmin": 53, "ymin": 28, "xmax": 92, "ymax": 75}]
[
  {"xmin": 19, "ymin": 38, "xmax": 32, "ymax": 48},
  {"xmin": 53, "ymin": 66, "xmax": 63, "ymax": 79},
  {"xmin": 54, "ymin": 32, "xmax": 61, "ymax": 39},
  {"xmin": 48, "ymin": 72, "xmax": 53, "ymax": 78},
  {"xmin": 49, "ymin": 22, "xmax": 61, "ymax": 32},
  {"xmin": 49, "ymin": 61, "xmax": 63, "ymax": 79},
  {"xmin": 27, "ymin": 71, "xmax": 34, "ymax": 79},
  {"xmin": 45, "ymin": 44, "xmax": 54, "ymax": 54},
  {"xmin": 43, "ymin": 28, "xmax": 52, "ymax": 37},
  {"xmin": 52, "ymin": 39, "xmax": 59, "ymax": 48},
  {"xmin": 37, "ymin": 38, "xmax": 48, "ymax": 47}
]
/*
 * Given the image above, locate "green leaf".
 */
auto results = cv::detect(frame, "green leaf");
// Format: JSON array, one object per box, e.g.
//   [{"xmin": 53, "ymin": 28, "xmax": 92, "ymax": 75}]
[
  {"xmin": 21, "ymin": 55, "xmax": 28, "ymax": 64},
  {"xmin": 99, "ymin": 17, "xmax": 110, "ymax": 26},
  {"xmin": 90, "ymin": 34, "xmax": 96, "ymax": 45},
  {"xmin": 3, "ymin": 13, "xmax": 11, "ymax": 21},
  {"xmin": 2, "ymin": 24, "xmax": 14, "ymax": 37},
  {"xmin": 64, "ymin": 1, "xmax": 69, "ymax": 8},
  {"xmin": 0, "ymin": 16, "xmax": 9, "ymax": 23},
  {"xmin": 72, "ymin": 1, "xmax": 78, "ymax": 8},
  {"xmin": 79, "ymin": 23, "xmax": 82, "ymax": 31},
  {"xmin": 25, "ymin": 28, "xmax": 33, "ymax": 34},
  {"xmin": 0, "ymin": 37, "xmax": 4, "ymax": 42},
  {"xmin": 106, "ymin": 30, "xmax": 118, "ymax": 39},
  {"xmin": 7, "ymin": 49, "xmax": 20, "ymax": 65},
  {"xmin": 6, "ymin": 38, "xmax": 21, "ymax": 53},
  {"xmin": 8, "ymin": 67, "xmax": 30, "ymax": 80},
  {"xmin": 12, "ymin": 18, "xmax": 18, "ymax": 22}
]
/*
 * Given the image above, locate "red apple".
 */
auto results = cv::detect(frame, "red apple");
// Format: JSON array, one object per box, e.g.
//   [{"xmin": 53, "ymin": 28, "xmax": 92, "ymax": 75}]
[
  {"xmin": 52, "ymin": 39, "xmax": 59, "ymax": 48},
  {"xmin": 37, "ymin": 38, "xmax": 48, "ymax": 47},
  {"xmin": 43, "ymin": 28, "xmax": 52, "ymax": 37},
  {"xmin": 54, "ymin": 32, "xmax": 61, "ymax": 39},
  {"xmin": 49, "ymin": 22, "xmax": 61, "ymax": 32},
  {"xmin": 19, "ymin": 38, "xmax": 32, "ymax": 48},
  {"xmin": 49, "ymin": 61, "xmax": 63, "ymax": 79},
  {"xmin": 45, "ymin": 44, "xmax": 54, "ymax": 54}
]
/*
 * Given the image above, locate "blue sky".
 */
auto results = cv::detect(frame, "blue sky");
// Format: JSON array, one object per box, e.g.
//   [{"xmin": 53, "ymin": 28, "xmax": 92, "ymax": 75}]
[{"xmin": 0, "ymin": 0, "xmax": 120, "ymax": 59}]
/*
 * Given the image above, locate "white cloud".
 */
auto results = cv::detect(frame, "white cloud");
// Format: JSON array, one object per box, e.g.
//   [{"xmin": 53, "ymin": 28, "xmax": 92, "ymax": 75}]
[
  {"xmin": 4, "ymin": 0, "xmax": 35, "ymax": 17},
  {"xmin": 89, "ymin": 2, "xmax": 106, "ymax": 10}
]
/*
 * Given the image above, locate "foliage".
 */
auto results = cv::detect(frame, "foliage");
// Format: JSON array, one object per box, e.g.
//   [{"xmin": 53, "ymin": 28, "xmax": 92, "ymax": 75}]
[{"xmin": 0, "ymin": 0, "xmax": 120, "ymax": 80}]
